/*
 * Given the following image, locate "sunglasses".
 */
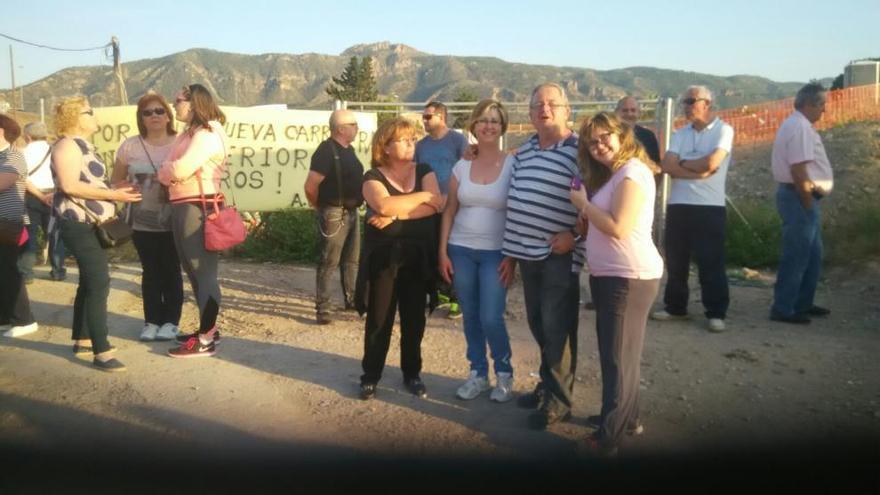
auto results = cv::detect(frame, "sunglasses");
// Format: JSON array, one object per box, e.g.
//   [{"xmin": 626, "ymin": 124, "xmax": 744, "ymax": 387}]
[
  {"xmin": 681, "ymin": 97, "xmax": 708, "ymax": 106},
  {"xmin": 80, "ymin": 109, "xmax": 94, "ymax": 116},
  {"xmin": 422, "ymin": 114, "xmax": 437, "ymax": 120},
  {"xmin": 141, "ymin": 108, "xmax": 166, "ymax": 117}
]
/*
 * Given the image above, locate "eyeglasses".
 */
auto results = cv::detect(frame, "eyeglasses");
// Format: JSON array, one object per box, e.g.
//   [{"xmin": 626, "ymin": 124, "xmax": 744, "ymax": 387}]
[
  {"xmin": 475, "ymin": 118, "xmax": 502, "ymax": 126},
  {"xmin": 587, "ymin": 132, "xmax": 615, "ymax": 149},
  {"xmin": 80, "ymin": 109, "xmax": 94, "ymax": 116},
  {"xmin": 422, "ymin": 114, "xmax": 437, "ymax": 120},
  {"xmin": 141, "ymin": 108, "xmax": 166, "ymax": 117},
  {"xmin": 390, "ymin": 138, "xmax": 417, "ymax": 145},
  {"xmin": 340, "ymin": 122, "xmax": 358, "ymax": 127},
  {"xmin": 529, "ymin": 101, "xmax": 566, "ymax": 111},
  {"xmin": 681, "ymin": 97, "xmax": 708, "ymax": 106}
]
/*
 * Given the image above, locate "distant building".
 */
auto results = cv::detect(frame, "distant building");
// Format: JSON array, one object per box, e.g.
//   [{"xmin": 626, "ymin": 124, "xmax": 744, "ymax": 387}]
[{"xmin": 844, "ymin": 60, "xmax": 880, "ymax": 87}]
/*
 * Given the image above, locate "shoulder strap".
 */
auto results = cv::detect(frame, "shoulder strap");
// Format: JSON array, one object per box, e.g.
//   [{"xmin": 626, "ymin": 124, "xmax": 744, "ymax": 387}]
[
  {"xmin": 328, "ymin": 139, "xmax": 344, "ymax": 207},
  {"xmin": 28, "ymin": 147, "xmax": 52, "ymax": 177},
  {"xmin": 137, "ymin": 137, "xmax": 159, "ymax": 174}
]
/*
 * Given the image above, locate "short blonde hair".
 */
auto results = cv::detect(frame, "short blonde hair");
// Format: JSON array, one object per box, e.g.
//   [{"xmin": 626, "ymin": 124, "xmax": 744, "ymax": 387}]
[
  {"xmin": 467, "ymin": 99, "xmax": 509, "ymax": 136},
  {"xmin": 370, "ymin": 117, "xmax": 419, "ymax": 169},
  {"xmin": 53, "ymin": 96, "xmax": 89, "ymax": 136}
]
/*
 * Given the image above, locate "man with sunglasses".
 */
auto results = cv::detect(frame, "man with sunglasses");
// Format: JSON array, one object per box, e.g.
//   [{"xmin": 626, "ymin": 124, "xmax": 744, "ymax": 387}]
[
  {"xmin": 652, "ymin": 85, "xmax": 733, "ymax": 333},
  {"xmin": 305, "ymin": 109, "xmax": 364, "ymax": 325},
  {"xmin": 416, "ymin": 101, "xmax": 468, "ymax": 319},
  {"xmin": 769, "ymin": 83, "xmax": 832, "ymax": 325}
]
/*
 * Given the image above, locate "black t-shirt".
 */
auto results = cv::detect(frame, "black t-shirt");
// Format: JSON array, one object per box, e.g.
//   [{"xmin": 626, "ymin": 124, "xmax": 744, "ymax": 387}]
[
  {"xmin": 635, "ymin": 125, "xmax": 661, "ymax": 164},
  {"xmin": 309, "ymin": 138, "xmax": 364, "ymax": 209},
  {"xmin": 362, "ymin": 162, "xmax": 436, "ymax": 245}
]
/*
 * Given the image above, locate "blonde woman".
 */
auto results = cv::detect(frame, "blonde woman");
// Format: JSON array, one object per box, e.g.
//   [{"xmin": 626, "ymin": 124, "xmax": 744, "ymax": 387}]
[
  {"xmin": 569, "ymin": 112, "xmax": 662, "ymax": 455},
  {"xmin": 52, "ymin": 97, "xmax": 142, "ymax": 372},
  {"xmin": 438, "ymin": 99, "xmax": 515, "ymax": 402}
]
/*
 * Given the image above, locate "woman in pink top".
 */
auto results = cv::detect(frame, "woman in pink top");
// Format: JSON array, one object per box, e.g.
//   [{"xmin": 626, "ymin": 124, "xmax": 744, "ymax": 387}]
[
  {"xmin": 158, "ymin": 84, "xmax": 227, "ymax": 358},
  {"xmin": 570, "ymin": 112, "xmax": 662, "ymax": 456}
]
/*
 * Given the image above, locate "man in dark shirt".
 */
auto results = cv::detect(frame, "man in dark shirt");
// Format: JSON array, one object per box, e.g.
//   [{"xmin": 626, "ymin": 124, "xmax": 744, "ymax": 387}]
[
  {"xmin": 304, "ymin": 109, "xmax": 365, "ymax": 325},
  {"xmin": 616, "ymin": 96, "xmax": 661, "ymax": 164}
]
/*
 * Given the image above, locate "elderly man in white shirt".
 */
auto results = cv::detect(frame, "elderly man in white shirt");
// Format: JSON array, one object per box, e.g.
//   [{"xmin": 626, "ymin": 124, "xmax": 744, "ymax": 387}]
[
  {"xmin": 652, "ymin": 85, "xmax": 734, "ymax": 333},
  {"xmin": 769, "ymin": 83, "xmax": 833, "ymax": 324},
  {"xmin": 18, "ymin": 122, "xmax": 66, "ymax": 282}
]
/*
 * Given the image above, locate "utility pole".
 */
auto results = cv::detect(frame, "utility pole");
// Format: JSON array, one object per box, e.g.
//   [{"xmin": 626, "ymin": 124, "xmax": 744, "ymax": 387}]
[
  {"xmin": 111, "ymin": 36, "xmax": 127, "ymax": 105},
  {"xmin": 8, "ymin": 45, "xmax": 17, "ymax": 118}
]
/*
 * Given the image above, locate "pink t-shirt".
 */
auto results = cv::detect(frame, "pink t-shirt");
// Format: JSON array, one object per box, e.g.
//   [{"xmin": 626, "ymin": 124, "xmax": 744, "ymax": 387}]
[
  {"xmin": 158, "ymin": 121, "xmax": 227, "ymax": 202},
  {"xmin": 585, "ymin": 159, "xmax": 663, "ymax": 279}
]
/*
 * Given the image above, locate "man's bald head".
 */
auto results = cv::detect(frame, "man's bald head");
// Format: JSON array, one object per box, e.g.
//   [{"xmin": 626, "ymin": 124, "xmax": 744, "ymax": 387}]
[
  {"xmin": 329, "ymin": 109, "xmax": 359, "ymax": 146},
  {"xmin": 615, "ymin": 96, "xmax": 640, "ymax": 124}
]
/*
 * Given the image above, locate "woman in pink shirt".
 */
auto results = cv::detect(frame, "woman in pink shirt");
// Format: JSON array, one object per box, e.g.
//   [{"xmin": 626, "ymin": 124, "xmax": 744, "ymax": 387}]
[
  {"xmin": 570, "ymin": 112, "xmax": 662, "ymax": 456},
  {"xmin": 158, "ymin": 84, "xmax": 227, "ymax": 358}
]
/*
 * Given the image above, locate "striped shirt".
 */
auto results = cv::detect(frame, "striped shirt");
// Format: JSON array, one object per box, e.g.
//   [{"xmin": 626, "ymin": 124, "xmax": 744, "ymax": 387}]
[
  {"xmin": 502, "ymin": 133, "xmax": 585, "ymax": 271},
  {"xmin": 0, "ymin": 146, "xmax": 29, "ymax": 224}
]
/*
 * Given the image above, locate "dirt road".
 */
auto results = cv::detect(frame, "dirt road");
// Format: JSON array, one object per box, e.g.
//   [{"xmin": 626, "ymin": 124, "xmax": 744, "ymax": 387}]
[{"xmin": 2, "ymin": 259, "xmax": 878, "ymax": 491}]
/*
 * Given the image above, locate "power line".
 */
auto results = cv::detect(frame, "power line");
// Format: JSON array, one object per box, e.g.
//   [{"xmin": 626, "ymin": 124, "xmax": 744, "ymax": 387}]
[{"xmin": 0, "ymin": 32, "xmax": 110, "ymax": 52}]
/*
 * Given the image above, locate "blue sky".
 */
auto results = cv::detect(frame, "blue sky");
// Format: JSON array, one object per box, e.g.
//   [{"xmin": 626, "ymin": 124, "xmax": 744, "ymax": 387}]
[{"xmin": 4, "ymin": 0, "xmax": 878, "ymax": 88}]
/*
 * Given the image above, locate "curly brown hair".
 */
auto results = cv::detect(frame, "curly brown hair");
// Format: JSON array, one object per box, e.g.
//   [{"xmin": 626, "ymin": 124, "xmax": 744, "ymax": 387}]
[{"xmin": 370, "ymin": 117, "xmax": 419, "ymax": 169}]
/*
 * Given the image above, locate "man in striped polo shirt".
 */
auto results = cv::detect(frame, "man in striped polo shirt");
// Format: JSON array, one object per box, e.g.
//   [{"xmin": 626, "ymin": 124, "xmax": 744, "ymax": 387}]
[{"xmin": 500, "ymin": 83, "xmax": 585, "ymax": 430}]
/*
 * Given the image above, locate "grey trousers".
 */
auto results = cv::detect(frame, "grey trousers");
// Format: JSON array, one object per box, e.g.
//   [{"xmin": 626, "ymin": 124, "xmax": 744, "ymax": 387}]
[
  {"xmin": 590, "ymin": 276, "xmax": 659, "ymax": 447},
  {"xmin": 519, "ymin": 253, "xmax": 580, "ymax": 413},
  {"xmin": 171, "ymin": 203, "xmax": 220, "ymax": 333}
]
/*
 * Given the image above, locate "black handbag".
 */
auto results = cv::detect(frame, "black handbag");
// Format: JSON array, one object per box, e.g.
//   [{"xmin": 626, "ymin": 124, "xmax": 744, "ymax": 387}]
[{"xmin": 69, "ymin": 198, "xmax": 133, "ymax": 249}]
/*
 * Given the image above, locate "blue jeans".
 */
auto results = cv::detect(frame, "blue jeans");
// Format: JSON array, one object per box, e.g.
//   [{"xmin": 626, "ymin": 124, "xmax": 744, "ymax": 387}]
[
  {"xmin": 315, "ymin": 206, "xmax": 360, "ymax": 315},
  {"xmin": 18, "ymin": 194, "xmax": 66, "ymax": 279},
  {"xmin": 772, "ymin": 185, "xmax": 823, "ymax": 317},
  {"xmin": 448, "ymin": 244, "xmax": 512, "ymax": 376}
]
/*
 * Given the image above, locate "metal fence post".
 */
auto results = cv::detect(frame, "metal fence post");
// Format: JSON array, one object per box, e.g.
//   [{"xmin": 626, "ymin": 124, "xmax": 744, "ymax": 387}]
[{"xmin": 657, "ymin": 97, "xmax": 674, "ymax": 251}]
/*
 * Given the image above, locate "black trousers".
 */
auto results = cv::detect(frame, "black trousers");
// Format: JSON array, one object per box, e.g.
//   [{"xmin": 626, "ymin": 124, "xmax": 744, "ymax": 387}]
[
  {"xmin": 59, "ymin": 219, "xmax": 112, "ymax": 354},
  {"xmin": 0, "ymin": 242, "xmax": 35, "ymax": 326},
  {"xmin": 132, "ymin": 230, "xmax": 183, "ymax": 326},
  {"xmin": 663, "ymin": 204, "xmax": 729, "ymax": 319},
  {"xmin": 361, "ymin": 244, "xmax": 428, "ymax": 385}
]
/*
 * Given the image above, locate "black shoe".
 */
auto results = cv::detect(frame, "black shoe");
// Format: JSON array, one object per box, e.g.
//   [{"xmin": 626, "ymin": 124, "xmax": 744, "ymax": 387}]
[
  {"xmin": 360, "ymin": 383, "xmax": 377, "ymax": 401},
  {"xmin": 93, "ymin": 357, "xmax": 126, "ymax": 372},
  {"xmin": 403, "ymin": 377, "xmax": 427, "ymax": 398},
  {"xmin": 807, "ymin": 305, "xmax": 830, "ymax": 317},
  {"xmin": 770, "ymin": 312, "xmax": 811, "ymax": 324},
  {"xmin": 50, "ymin": 272, "xmax": 67, "ymax": 281},
  {"xmin": 586, "ymin": 415, "xmax": 644, "ymax": 435},
  {"xmin": 516, "ymin": 385, "xmax": 546, "ymax": 409},
  {"xmin": 527, "ymin": 408, "xmax": 571, "ymax": 430},
  {"xmin": 316, "ymin": 314, "xmax": 332, "ymax": 325}
]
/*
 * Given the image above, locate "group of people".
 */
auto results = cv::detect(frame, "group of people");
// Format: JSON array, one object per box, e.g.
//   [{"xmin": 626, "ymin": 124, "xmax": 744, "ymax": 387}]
[
  {"xmin": 0, "ymin": 79, "xmax": 833, "ymax": 456},
  {"xmin": 309, "ymin": 81, "xmax": 833, "ymax": 455},
  {"xmin": 0, "ymin": 83, "xmax": 234, "ymax": 371}
]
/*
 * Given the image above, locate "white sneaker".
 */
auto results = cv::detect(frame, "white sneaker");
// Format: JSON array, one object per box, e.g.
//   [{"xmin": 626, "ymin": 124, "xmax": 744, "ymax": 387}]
[
  {"xmin": 139, "ymin": 323, "xmax": 159, "ymax": 341},
  {"xmin": 155, "ymin": 323, "xmax": 179, "ymax": 341},
  {"xmin": 456, "ymin": 371, "xmax": 490, "ymax": 400},
  {"xmin": 490, "ymin": 372, "xmax": 514, "ymax": 403},
  {"xmin": 707, "ymin": 318, "xmax": 726, "ymax": 332},
  {"xmin": 2, "ymin": 322, "xmax": 38, "ymax": 338},
  {"xmin": 650, "ymin": 310, "xmax": 690, "ymax": 321}
]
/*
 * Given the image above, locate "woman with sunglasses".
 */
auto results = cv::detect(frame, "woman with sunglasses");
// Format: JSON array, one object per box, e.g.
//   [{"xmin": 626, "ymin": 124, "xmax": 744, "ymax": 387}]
[
  {"xmin": 438, "ymin": 99, "xmax": 516, "ymax": 402},
  {"xmin": 355, "ymin": 117, "xmax": 444, "ymax": 400},
  {"xmin": 52, "ymin": 97, "xmax": 142, "ymax": 372},
  {"xmin": 111, "ymin": 92, "xmax": 183, "ymax": 343},
  {"xmin": 158, "ymin": 84, "xmax": 227, "ymax": 358},
  {"xmin": 569, "ymin": 112, "xmax": 662, "ymax": 456}
]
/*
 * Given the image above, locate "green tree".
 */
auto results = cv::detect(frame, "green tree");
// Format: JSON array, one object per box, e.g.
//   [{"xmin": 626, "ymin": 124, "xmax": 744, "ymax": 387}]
[
  {"xmin": 831, "ymin": 74, "xmax": 844, "ymax": 90},
  {"xmin": 325, "ymin": 56, "xmax": 378, "ymax": 102},
  {"xmin": 451, "ymin": 88, "xmax": 480, "ymax": 129}
]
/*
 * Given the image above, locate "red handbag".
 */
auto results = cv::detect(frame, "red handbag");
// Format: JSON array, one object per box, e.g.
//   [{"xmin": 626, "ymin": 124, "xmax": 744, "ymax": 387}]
[{"xmin": 198, "ymin": 170, "xmax": 247, "ymax": 252}]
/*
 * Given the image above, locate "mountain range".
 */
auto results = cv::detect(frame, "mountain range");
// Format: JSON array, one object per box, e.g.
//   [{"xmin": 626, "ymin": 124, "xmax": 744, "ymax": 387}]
[{"xmin": 11, "ymin": 41, "xmax": 817, "ymax": 112}]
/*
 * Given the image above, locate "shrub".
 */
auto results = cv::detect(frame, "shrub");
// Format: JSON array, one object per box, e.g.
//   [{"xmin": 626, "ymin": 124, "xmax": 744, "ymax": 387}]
[
  {"xmin": 237, "ymin": 208, "xmax": 320, "ymax": 264},
  {"xmin": 824, "ymin": 201, "xmax": 880, "ymax": 264}
]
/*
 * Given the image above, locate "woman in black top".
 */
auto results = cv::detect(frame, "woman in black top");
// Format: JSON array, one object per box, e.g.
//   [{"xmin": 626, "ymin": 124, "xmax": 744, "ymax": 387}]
[{"xmin": 356, "ymin": 117, "xmax": 444, "ymax": 400}]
